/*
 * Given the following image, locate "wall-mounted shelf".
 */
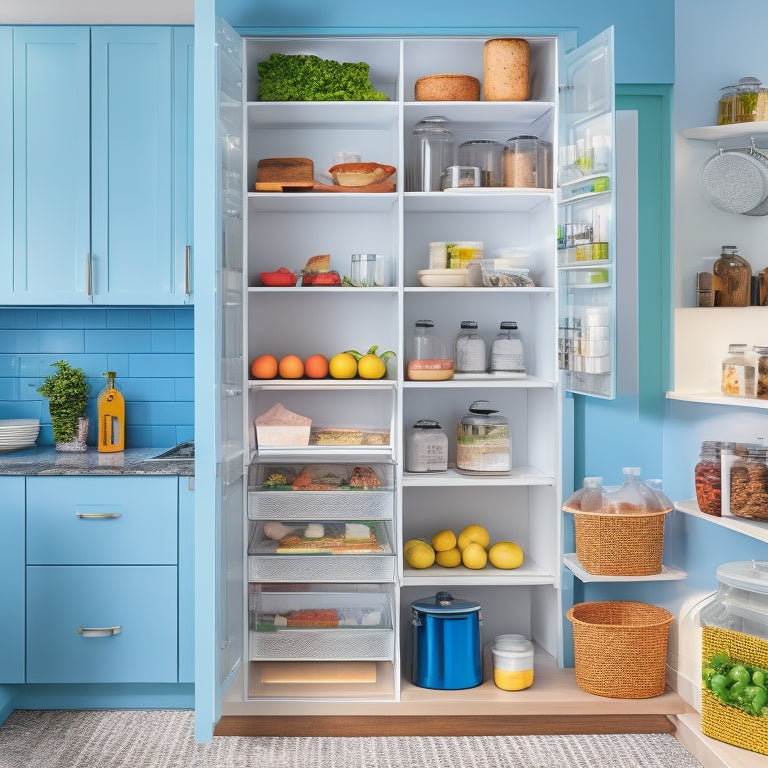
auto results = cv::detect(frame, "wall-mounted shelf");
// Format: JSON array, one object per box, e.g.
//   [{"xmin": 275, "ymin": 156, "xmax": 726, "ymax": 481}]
[
  {"xmin": 675, "ymin": 498, "xmax": 768, "ymax": 543},
  {"xmin": 563, "ymin": 553, "xmax": 687, "ymax": 582},
  {"xmin": 683, "ymin": 122, "xmax": 768, "ymax": 141},
  {"xmin": 666, "ymin": 391, "xmax": 768, "ymax": 410}
]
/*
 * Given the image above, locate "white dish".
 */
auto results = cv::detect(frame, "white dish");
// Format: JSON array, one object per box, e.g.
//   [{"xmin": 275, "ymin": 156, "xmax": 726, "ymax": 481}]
[
  {"xmin": 418, "ymin": 269, "xmax": 468, "ymax": 287},
  {"xmin": 0, "ymin": 441, "xmax": 37, "ymax": 452}
]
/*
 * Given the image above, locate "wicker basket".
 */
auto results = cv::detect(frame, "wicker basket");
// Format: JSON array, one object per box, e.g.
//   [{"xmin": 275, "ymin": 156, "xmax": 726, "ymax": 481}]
[
  {"xmin": 701, "ymin": 624, "xmax": 768, "ymax": 756},
  {"xmin": 567, "ymin": 601, "xmax": 673, "ymax": 698},
  {"xmin": 571, "ymin": 509, "xmax": 667, "ymax": 576}
]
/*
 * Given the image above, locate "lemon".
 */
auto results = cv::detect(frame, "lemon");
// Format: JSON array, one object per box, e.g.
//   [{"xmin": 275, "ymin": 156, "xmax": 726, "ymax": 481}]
[
  {"xmin": 457, "ymin": 524, "xmax": 490, "ymax": 551},
  {"xmin": 404, "ymin": 540, "xmax": 435, "ymax": 569},
  {"xmin": 328, "ymin": 352, "xmax": 358, "ymax": 379},
  {"xmin": 488, "ymin": 541, "xmax": 525, "ymax": 570},
  {"xmin": 435, "ymin": 547, "xmax": 462, "ymax": 567},
  {"xmin": 431, "ymin": 529, "xmax": 457, "ymax": 552},
  {"xmin": 347, "ymin": 345, "xmax": 396, "ymax": 380},
  {"xmin": 461, "ymin": 541, "xmax": 488, "ymax": 570}
]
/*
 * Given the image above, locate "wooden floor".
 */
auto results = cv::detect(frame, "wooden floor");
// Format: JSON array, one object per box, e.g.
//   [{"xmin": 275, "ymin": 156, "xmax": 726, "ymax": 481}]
[{"xmin": 215, "ymin": 713, "xmax": 677, "ymax": 737}]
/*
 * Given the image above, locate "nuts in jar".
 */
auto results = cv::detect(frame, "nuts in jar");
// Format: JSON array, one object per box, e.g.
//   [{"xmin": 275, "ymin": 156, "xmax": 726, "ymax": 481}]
[
  {"xmin": 695, "ymin": 441, "xmax": 725, "ymax": 516},
  {"xmin": 729, "ymin": 445, "xmax": 768, "ymax": 520}
]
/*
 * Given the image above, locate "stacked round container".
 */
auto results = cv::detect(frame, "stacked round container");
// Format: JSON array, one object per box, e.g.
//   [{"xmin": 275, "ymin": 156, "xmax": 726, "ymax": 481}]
[{"xmin": 491, "ymin": 634, "xmax": 534, "ymax": 690}]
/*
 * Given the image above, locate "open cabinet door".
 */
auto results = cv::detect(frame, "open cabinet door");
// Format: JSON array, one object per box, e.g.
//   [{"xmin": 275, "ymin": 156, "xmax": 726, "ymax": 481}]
[
  {"xmin": 193, "ymin": 12, "xmax": 245, "ymax": 742},
  {"xmin": 557, "ymin": 27, "xmax": 616, "ymax": 399}
]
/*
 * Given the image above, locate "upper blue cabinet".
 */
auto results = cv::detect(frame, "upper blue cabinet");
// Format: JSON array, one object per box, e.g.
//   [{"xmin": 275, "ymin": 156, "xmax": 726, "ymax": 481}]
[{"xmin": 2, "ymin": 26, "xmax": 193, "ymax": 305}]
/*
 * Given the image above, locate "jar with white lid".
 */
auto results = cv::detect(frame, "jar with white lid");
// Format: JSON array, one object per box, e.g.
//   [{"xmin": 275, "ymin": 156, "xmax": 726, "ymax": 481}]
[
  {"xmin": 454, "ymin": 321, "xmax": 486, "ymax": 373},
  {"xmin": 491, "ymin": 633, "xmax": 534, "ymax": 690},
  {"xmin": 405, "ymin": 420, "xmax": 448, "ymax": 472},
  {"xmin": 701, "ymin": 560, "xmax": 768, "ymax": 641}
]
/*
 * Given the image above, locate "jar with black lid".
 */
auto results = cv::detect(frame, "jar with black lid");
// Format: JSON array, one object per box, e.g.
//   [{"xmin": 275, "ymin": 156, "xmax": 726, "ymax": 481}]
[{"xmin": 454, "ymin": 321, "xmax": 486, "ymax": 373}]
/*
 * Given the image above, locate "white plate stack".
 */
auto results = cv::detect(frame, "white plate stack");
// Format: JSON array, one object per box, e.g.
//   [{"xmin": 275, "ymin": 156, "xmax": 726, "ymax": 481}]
[{"xmin": 0, "ymin": 418, "xmax": 41, "ymax": 451}]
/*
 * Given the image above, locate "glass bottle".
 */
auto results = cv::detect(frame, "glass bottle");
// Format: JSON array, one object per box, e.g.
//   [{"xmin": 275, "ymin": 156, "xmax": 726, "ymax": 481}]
[
  {"xmin": 408, "ymin": 116, "xmax": 453, "ymax": 192},
  {"xmin": 602, "ymin": 467, "xmax": 663, "ymax": 515},
  {"xmin": 490, "ymin": 321, "xmax": 525, "ymax": 376},
  {"xmin": 713, "ymin": 245, "xmax": 751, "ymax": 307},
  {"xmin": 97, "ymin": 371, "xmax": 125, "ymax": 453},
  {"xmin": 721, "ymin": 343, "xmax": 755, "ymax": 397},
  {"xmin": 454, "ymin": 321, "xmax": 486, "ymax": 373}
]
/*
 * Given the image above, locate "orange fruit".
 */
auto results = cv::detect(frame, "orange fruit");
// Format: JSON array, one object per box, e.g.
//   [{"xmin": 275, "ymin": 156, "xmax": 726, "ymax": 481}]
[
  {"xmin": 278, "ymin": 354, "xmax": 304, "ymax": 379},
  {"xmin": 251, "ymin": 354, "xmax": 278, "ymax": 379},
  {"xmin": 304, "ymin": 353, "xmax": 329, "ymax": 379}
]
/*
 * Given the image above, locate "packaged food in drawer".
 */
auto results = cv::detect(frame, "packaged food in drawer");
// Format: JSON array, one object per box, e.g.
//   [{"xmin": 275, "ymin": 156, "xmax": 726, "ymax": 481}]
[
  {"xmin": 248, "ymin": 587, "xmax": 394, "ymax": 660},
  {"xmin": 247, "ymin": 462, "xmax": 394, "ymax": 520}
]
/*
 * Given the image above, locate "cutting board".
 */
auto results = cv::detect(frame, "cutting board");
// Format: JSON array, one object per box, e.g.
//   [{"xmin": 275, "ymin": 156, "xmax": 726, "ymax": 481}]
[
  {"xmin": 259, "ymin": 661, "xmax": 377, "ymax": 683},
  {"xmin": 256, "ymin": 157, "xmax": 314, "ymax": 184}
]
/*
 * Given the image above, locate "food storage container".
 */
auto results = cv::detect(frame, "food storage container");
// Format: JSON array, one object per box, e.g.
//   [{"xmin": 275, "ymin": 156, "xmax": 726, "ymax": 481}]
[
  {"xmin": 405, "ymin": 420, "xmax": 448, "ymax": 472},
  {"xmin": 456, "ymin": 400, "xmax": 510, "ymax": 473},
  {"xmin": 410, "ymin": 591, "xmax": 482, "ymax": 690},
  {"xmin": 721, "ymin": 342, "xmax": 755, "ymax": 396},
  {"xmin": 406, "ymin": 320, "xmax": 454, "ymax": 381},
  {"xmin": 717, "ymin": 76, "xmax": 768, "ymax": 125},
  {"xmin": 408, "ymin": 116, "xmax": 453, "ymax": 192},
  {"xmin": 454, "ymin": 321, "xmax": 487, "ymax": 373},
  {"xmin": 700, "ymin": 560, "xmax": 768, "ymax": 755},
  {"xmin": 440, "ymin": 165, "xmax": 480, "ymax": 189},
  {"xmin": 754, "ymin": 345, "xmax": 768, "ymax": 399},
  {"xmin": 730, "ymin": 445, "xmax": 768, "ymax": 520},
  {"xmin": 503, "ymin": 135, "xmax": 552, "ymax": 188},
  {"xmin": 491, "ymin": 633, "xmax": 534, "ymax": 691},
  {"xmin": 714, "ymin": 246, "xmax": 752, "ymax": 307},
  {"xmin": 490, "ymin": 321, "xmax": 525, "ymax": 376},
  {"xmin": 695, "ymin": 440, "xmax": 727, "ymax": 516},
  {"xmin": 458, "ymin": 140, "xmax": 503, "ymax": 187}
]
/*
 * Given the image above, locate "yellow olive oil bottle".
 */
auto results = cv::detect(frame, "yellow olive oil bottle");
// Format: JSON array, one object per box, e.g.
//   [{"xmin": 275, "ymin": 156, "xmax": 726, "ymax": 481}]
[{"xmin": 97, "ymin": 371, "xmax": 125, "ymax": 452}]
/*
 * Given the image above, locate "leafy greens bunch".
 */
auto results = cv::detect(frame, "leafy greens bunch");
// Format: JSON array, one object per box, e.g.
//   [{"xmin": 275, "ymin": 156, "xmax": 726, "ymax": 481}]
[
  {"xmin": 703, "ymin": 651, "xmax": 768, "ymax": 717},
  {"xmin": 257, "ymin": 53, "xmax": 388, "ymax": 101}
]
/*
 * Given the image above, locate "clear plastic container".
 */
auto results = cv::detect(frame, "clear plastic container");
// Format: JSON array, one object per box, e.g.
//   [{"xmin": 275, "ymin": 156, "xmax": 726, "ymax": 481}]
[
  {"xmin": 564, "ymin": 467, "xmax": 664, "ymax": 516},
  {"xmin": 754, "ymin": 345, "xmax": 768, "ymax": 399},
  {"xmin": 456, "ymin": 400, "xmax": 510, "ymax": 473},
  {"xmin": 721, "ymin": 343, "xmax": 755, "ymax": 397},
  {"xmin": 458, "ymin": 139, "xmax": 503, "ymax": 187},
  {"xmin": 454, "ymin": 321, "xmax": 487, "ymax": 373},
  {"xmin": 695, "ymin": 441, "xmax": 726, "ymax": 516},
  {"xmin": 406, "ymin": 320, "xmax": 454, "ymax": 381},
  {"xmin": 562, "ymin": 476, "xmax": 604, "ymax": 513},
  {"xmin": 405, "ymin": 420, "xmax": 448, "ymax": 473},
  {"xmin": 490, "ymin": 321, "xmax": 525, "ymax": 376},
  {"xmin": 408, "ymin": 116, "xmax": 453, "ymax": 192},
  {"xmin": 730, "ymin": 445, "xmax": 768, "ymax": 520},
  {"xmin": 503, "ymin": 135, "xmax": 552, "ymax": 188}
]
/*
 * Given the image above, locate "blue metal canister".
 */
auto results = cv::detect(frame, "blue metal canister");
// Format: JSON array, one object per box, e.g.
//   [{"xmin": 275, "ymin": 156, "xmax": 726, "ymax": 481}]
[{"xmin": 410, "ymin": 591, "xmax": 483, "ymax": 690}]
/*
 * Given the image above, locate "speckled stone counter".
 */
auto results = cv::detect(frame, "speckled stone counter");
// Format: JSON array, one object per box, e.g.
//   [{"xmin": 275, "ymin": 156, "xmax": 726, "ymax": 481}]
[{"xmin": 0, "ymin": 445, "xmax": 194, "ymax": 476}]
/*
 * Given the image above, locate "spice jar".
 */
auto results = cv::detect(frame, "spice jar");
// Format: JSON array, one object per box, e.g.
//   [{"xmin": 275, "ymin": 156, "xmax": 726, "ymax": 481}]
[
  {"xmin": 456, "ymin": 400, "xmax": 510, "ymax": 473},
  {"xmin": 721, "ymin": 343, "xmax": 755, "ymax": 397},
  {"xmin": 713, "ymin": 245, "xmax": 751, "ymax": 307},
  {"xmin": 454, "ymin": 321, "xmax": 487, "ymax": 373},
  {"xmin": 406, "ymin": 420, "xmax": 449, "ymax": 472},
  {"xmin": 406, "ymin": 320, "xmax": 454, "ymax": 381},
  {"xmin": 754, "ymin": 345, "xmax": 768, "ymax": 399},
  {"xmin": 730, "ymin": 445, "xmax": 768, "ymax": 520},
  {"xmin": 695, "ymin": 441, "xmax": 727, "ymax": 516},
  {"xmin": 490, "ymin": 321, "xmax": 526, "ymax": 376}
]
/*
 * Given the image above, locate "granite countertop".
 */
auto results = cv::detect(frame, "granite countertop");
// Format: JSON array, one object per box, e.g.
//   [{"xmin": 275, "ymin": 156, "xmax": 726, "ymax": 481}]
[{"xmin": 0, "ymin": 445, "xmax": 194, "ymax": 476}]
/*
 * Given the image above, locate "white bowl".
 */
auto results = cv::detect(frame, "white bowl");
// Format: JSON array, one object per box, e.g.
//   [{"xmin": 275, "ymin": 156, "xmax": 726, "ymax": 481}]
[{"xmin": 418, "ymin": 269, "xmax": 468, "ymax": 287}]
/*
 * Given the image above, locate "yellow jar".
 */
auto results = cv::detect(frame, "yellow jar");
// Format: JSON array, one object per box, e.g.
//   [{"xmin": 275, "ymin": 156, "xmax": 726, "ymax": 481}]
[{"xmin": 491, "ymin": 633, "xmax": 534, "ymax": 691}]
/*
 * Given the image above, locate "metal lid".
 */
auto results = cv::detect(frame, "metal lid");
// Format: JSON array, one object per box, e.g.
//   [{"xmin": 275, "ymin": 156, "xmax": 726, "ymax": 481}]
[
  {"xmin": 411, "ymin": 591, "xmax": 482, "ymax": 614},
  {"xmin": 499, "ymin": 321, "xmax": 518, "ymax": 329},
  {"xmin": 413, "ymin": 419, "xmax": 443, "ymax": 429},
  {"xmin": 415, "ymin": 319, "xmax": 435, "ymax": 328},
  {"xmin": 716, "ymin": 560, "xmax": 768, "ymax": 594},
  {"xmin": 460, "ymin": 320, "xmax": 478, "ymax": 330}
]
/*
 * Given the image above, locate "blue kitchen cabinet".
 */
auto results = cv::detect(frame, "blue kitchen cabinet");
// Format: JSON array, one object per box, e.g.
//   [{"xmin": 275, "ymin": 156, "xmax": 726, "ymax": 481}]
[
  {"xmin": 0, "ymin": 28, "xmax": 12, "ymax": 293},
  {"xmin": 1, "ymin": 26, "xmax": 193, "ymax": 306},
  {"xmin": 0, "ymin": 478, "xmax": 25, "ymax": 683}
]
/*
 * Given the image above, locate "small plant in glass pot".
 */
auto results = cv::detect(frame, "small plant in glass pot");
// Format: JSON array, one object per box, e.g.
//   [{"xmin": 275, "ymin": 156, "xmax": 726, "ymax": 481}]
[{"xmin": 37, "ymin": 360, "xmax": 91, "ymax": 451}]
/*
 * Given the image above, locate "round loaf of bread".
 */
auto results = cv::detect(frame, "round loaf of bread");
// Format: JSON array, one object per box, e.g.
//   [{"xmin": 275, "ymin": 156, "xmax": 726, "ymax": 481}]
[
  {"xmin": 483, "ymin": 38, "xmax": 530, "ymax": 101},
  {"xmin": 415, "ymin": 74, "xmax": 481, "ymax": 101}
]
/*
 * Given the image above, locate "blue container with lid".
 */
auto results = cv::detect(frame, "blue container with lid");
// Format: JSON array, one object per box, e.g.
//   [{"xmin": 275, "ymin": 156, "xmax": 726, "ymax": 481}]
[{"xmin": 410, "ymin": 591, "xmax": 483, "ymax": 689}]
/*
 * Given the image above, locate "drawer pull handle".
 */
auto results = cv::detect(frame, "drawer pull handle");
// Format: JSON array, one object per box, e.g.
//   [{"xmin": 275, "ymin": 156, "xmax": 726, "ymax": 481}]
[
  {"xmin": 76, "ymin": 512, "xmax": 122, "ymax": 519},
  {"xmin": 78, "ymin": 626, "xmax": 121, "ymax": 637}
]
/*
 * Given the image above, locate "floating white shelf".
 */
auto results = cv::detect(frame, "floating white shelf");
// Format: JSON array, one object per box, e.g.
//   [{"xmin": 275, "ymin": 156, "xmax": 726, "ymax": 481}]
[
  {"xmin": 562, "ymin": 553, "xmax": 687, "ymax": 582},
  {"xmin": 675, "ymin": 499, "xmax": 768, "ymax": 543},
  {"xmin": 683, "ymin": 122, "xmax": 768, "ymax": 141}
]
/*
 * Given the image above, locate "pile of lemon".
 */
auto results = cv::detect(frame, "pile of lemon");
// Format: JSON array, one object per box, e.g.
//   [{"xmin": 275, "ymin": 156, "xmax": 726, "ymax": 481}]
[{"xmin": 404, "ymin": 525, "xmax": 524, "ymax": 570}]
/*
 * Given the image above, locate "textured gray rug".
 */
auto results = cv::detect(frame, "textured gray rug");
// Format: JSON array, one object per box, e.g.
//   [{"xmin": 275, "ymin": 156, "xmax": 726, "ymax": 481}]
[{"xmin": 0, "ymin": 709, "xmax": 703, "ymax": 768}]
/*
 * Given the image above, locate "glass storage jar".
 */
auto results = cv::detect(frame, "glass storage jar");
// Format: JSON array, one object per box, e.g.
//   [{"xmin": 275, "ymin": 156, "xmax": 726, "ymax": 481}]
[
  {"xmin": 458, "ymin": 139, "xmax": 503, "ymax": 187},
  {"xmin": 490, "ymin": 321, "xmax": 525, "ymax": 376},
  {"xmin": 717, "ymin": 76, "xmax": 768, "ymax": 125},
  {"xmin": 405, "ymin": 420, "xmax": 448, "ymax": 472},
  {"xmin": 454, "ymin": 321, "xmax": 486, "ymax": 373},
  {"xmin": 695, "ymin": 440, "xmax": 727, "ymax": 516},
  {"xmin": 721, "ymin": 343, "xmax": 755, "ymax": 397},
  {"xmin": 729, "ymin": 445, "xmax": 768, "ymax": 520},
  {"xmin": 456, "ymin": 400, "xmax": 510, "ymax": 473},
  {"xmin": 503, "ymin": 135, "xmax": 551, "ymax": 188},
  {"xmin": 714, "ymin": 245, "xmax": 752, "ymax": 307},
  {"xmin": 406, "ymin": 320, "xmax": 454, "ymax": 381},
  {"xmin": 408, "ymin": 116, "xmax": 453, "ymax": 192},
  {"xmin": 754, "ymin": 345, "xmax": 768, "ymax": 400}
]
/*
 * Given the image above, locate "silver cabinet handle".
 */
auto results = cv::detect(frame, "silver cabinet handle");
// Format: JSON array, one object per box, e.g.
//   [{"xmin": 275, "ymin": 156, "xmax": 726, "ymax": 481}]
[
  {"xmin": 185, "ymin": 244, "xmax": 191, "ymax": 295},
  {"xmin": 78, "ymin": 626, "xmax": 121, "ymax": 637},
  {"xmin": 76, "ymin": 512, "xmax": 122, "ymax": 519},
  {"xmin": 86, "ymin": 252, "xmax": 92, "ymax": 296}
]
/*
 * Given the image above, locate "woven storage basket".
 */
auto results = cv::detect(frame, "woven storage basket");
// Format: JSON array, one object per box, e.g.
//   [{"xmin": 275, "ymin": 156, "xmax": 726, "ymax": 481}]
[
  {"xmin": 567, "ymin": 601, "xmax": 673, "ymax": 698},
  {"xmin": 701, "ymin": 624, "xmax": 768, "ymax": 756},
  {"xmin": 572, "ymin": 510, "xmax": 667, "ymax": 576}
]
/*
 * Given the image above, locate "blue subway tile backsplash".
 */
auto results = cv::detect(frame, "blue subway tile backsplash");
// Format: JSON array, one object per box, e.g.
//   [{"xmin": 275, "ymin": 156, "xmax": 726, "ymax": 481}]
[{"xmin": 0, "ymin": 306, "xmax": 194, "ymax": 448}]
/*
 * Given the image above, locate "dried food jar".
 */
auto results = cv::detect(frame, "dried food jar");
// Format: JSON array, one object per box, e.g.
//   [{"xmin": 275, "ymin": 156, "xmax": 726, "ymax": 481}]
[
  {"xmin": 714, "ymin": 245, "xmax": 752, "ymax": 307},
  {"xmin": 456, "ymin": 400, "xmax": 510, "ymax": 473},
  {"xmin": 730, "ymin": 445, "xmax": 768, "ymax": 520},
  {"xmin": 406, "ymin": 420, "xmax": 448, "ymax": 472},
  {"xmin": 717, "ymin": 76, "xmax": 768, "ymax": 125},
  {"xmin": 503, "ymin": 135, "xmax": 552, "ymax": 189},
  {"xmin": 721, "ymin": 343, "xmax": 755, "ymax": 397},
  {"xmin": 458, "ymin": 140, "xmax": 503, "ymax": 187},
  {"xmin": 454, "ymin": 321, "xmax": 487, "ymax": 373},
  {"xmin": 695, "ymin": 441, "xmax": 727, "ymax": 516},
  {"xmin": 490, "ymin": 321, "xmax": 525, "ymax": 376},
  {"xmin": 406, "ymin": 320, "xmax": 454, "ymax": 381},
  {"xmin": 754, "ymin": 345, "xmax": 768, "ymax": 399},
  {"xmin": 408, "ymin": 116, "xmax": 453, "ymax": 192}
]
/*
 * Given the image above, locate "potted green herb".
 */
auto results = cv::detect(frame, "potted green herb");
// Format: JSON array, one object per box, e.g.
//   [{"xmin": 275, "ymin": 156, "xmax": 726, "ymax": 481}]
[{"xmin": 37, "ymin": 360, "xmax": 91, "ymax": 450}]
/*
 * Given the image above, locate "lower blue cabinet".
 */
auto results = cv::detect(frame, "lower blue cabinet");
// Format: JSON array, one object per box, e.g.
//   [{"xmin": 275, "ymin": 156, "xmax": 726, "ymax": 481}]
[{"xmin": 26, "ymin": 565, "xmax": 178, "ymax": 684}]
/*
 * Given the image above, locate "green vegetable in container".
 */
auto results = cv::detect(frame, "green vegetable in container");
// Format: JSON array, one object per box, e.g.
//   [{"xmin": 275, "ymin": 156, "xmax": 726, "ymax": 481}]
[
  {"xmin": 703, "ymin": 652, "xmax": 768, "ymax": 717},
  {"xmin": 257, "ymin": 53, "xmax": 388, "ymax": 101}
]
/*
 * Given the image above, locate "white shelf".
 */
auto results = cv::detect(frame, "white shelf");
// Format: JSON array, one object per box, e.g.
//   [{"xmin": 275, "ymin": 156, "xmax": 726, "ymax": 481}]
[
  {"xmin": 666, "ymin": 391, "xmax": 768, "ymax": 410},
  {"xmin": 404, "ymin": 286, "xmax": 555, "ymax": 295},
  {"xmin": 402, "ymin": 558, "xmax": 554, "ymax": 586},
  {"xmin": 403, "ymin": 375, "xmax": 555, "ymax": 390},
  {"xmin": 247, "ymin": 192, "xmax": 398, "ymax": 213},
  {"xmin": 562, "ymin": 553, "xmax": 687, "ymax": 582},
  {"xmin": 683, "ymin": 122, "xmax": 768, "ymax": 141},
  {"xmin": 675, "ymin": 499, "xmax": 768, "ymax": 543},
  {"xmin": 402, "ymin": 466, "xmax": 555, "ymax": 487},
  {"xmin": 249, "ymin": 378, "xmax": 397, "ymax": 391},
  {"xmin": 404, "ymin": 190, "xmax": 553, "ymax": 214}
]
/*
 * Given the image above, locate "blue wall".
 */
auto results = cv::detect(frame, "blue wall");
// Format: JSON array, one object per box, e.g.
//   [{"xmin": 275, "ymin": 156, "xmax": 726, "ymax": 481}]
[{"xmin": 0, "ymin": 306, "xmax": 194, "ymax": 448}]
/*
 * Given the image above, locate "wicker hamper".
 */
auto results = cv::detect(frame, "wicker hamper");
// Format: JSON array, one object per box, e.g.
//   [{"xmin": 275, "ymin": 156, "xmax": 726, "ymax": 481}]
[
  {"xmin": 701, "ymin": 624, "xmax": 768, "ymax": 756},
  {"xmin": 567, "ymin": 601, "xmax": 673, "ymax": 698}
]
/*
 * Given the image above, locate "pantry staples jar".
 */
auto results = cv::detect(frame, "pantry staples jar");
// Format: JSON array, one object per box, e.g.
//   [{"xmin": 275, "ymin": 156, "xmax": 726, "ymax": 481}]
[
  {"xmin": 458, "ymin": 140, "xmax": 503, "ymax": 187},
  {"xmin": 714, "ymin": 246, "xmax": 752, "ymax": 307},
  {"xmin": 503, "ymin": 135, "xmax": 551, "ymax": 188},
  {"xmin": 406, "ymin": 320, "xmax": 454, "ymax": 381},
  {"xmin": 721, "ymin": 343, "xmax": 755, "ymax": 397},
  {"xmin": 406, "ymin": 420, "xmax": 448, "ymax": 472},
  {"xmin": 754, "ymin": 346, "xmax": 768, "ymax": 399},
  {"xmin": 456, "ymin": 400, "xmax": 511, "ymax": 473},
  {"xmin": 729, "ymin": 445, "xmax": 768, "ymax": 520},
  {"xmin": 491, "ymin": 634, "xmax": 534, "ymax": 691},
  {"xmin": 408, "ymin": 116, "xmax": 453, "ymax": 192},
  {"xmin": 454, "ymin": 321, "xmax": 487, "ymax": 373},
  {"xmin": 490, "ymin": 321, "xmax": 525, "ymax": 376},
  {"xmin": 695, "ymin": 441, "xmax": 728, "ymax": 516}
]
